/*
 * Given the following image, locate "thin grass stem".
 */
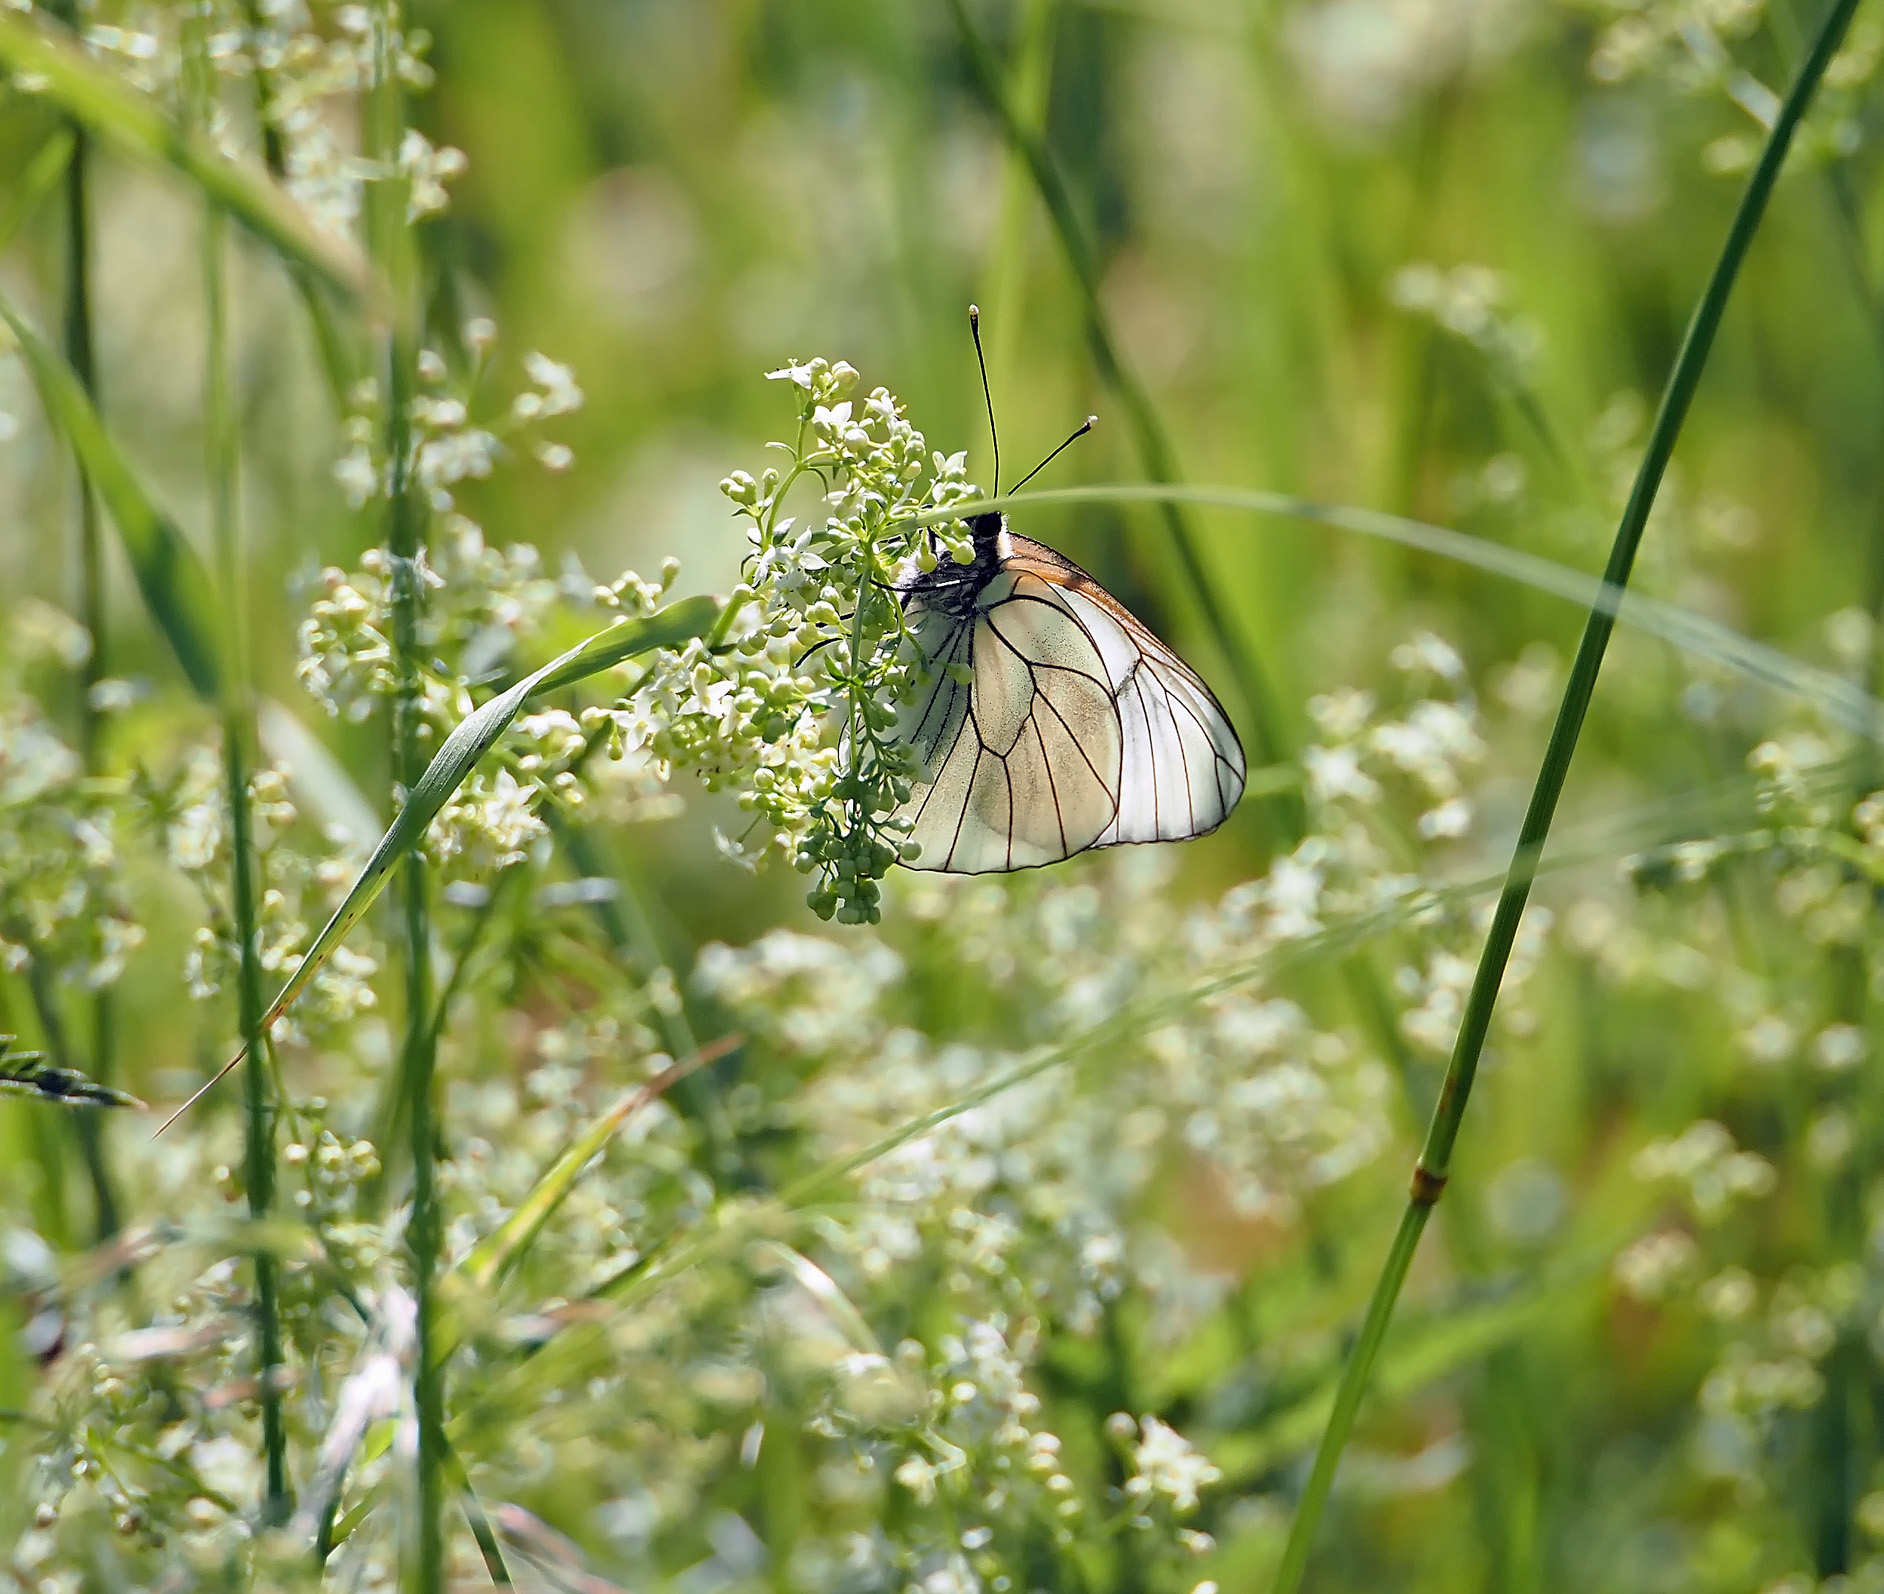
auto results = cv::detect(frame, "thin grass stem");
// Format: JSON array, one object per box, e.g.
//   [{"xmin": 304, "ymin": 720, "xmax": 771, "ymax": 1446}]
[
  {"xmin": 187, "ymin": 12, "xmax": 288, "ymax": 1520},
  {"xmin": 43, "ymin": 0, "xmax": 120, "ymax": 1247},
  {"xmin": 1267, "ymin": 2, "xmax": 1865, "ymax": 1587},
  {"xmin": 914, "ymin": 482, "xmax": 1884, "ymax": 743}
]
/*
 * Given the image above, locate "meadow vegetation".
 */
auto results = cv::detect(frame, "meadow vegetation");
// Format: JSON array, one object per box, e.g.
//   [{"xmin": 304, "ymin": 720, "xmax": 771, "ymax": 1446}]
[{"xmin": 3, "ymin": 0, "xmax": 1884, "ymax": 1590}]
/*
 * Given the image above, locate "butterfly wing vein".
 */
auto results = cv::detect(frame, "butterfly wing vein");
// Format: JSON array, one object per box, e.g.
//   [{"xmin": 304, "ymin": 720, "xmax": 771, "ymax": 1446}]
[{"xmin": 895, "ymin": 543, "xmax": 1245, "ymax": 875}]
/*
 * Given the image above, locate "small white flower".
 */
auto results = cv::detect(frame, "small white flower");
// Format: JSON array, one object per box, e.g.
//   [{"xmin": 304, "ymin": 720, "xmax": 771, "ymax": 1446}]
[
  {"xmin": 523, "ymin": 351, "xmax": 583, "ymax": 416},
  {"xmin": 894, "ymin": 1453, "xmax": 937, "ymax": 1504},
  {"xmin": 1128, "ymin": 1416, "xmax": 1221, "ymax": 1512}
]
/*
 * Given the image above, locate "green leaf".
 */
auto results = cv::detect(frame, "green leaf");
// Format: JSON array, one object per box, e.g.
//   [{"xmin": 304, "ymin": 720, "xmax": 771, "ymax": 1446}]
[
  {"xmin": 0, "ymin": 288, "xmax": 224, "ymax": 702},
  {"xmin": 158, "ymin": 595, "xmax": 722, "ymax": 1129},
  {"xmin": 0, "ymin": 12, "xmax": 372, "ymax": 306}
]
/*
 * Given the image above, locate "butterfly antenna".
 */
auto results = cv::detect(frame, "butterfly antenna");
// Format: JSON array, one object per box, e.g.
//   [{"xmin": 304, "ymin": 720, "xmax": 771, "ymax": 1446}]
[
  {"xmin": 1011, "ymin": 415, "xmax": 1097, "ymax": 494},
  {"xmin": 969, "ymin": 304, "xmax": 999, "ymax": 496}
]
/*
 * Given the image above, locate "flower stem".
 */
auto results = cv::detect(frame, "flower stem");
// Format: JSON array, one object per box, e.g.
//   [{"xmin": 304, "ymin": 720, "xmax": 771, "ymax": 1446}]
[
  {"xmin": 189, "ymin": 14, "xmax": 289, "ymax": 1520},
  {"xmin": 45, "ymin": 0, "xmax": 119, "ymax": 1245},
  {"xmin": 368, "ymin": 8, "xmax": 444, "ymax": 1587},
  {"xmin": 1268, "ymin": 2, "xmax": 1865, "ymax": 1587},
  {"xmin": 239, "ymin": 0, "xmax": 357, "ymax": 409}
]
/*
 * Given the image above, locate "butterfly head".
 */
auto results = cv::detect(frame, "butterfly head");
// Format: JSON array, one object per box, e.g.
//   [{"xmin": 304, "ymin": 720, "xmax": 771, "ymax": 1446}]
[{"xmin": 967, "ymin": 511, "xmax": 1007, "ymax": 552}]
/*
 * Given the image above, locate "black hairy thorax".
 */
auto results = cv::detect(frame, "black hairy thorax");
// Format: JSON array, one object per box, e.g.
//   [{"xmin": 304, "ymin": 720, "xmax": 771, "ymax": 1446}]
[{"xmin": 901, "ymin": 512, "xmax": 1008, "ymax": 621}]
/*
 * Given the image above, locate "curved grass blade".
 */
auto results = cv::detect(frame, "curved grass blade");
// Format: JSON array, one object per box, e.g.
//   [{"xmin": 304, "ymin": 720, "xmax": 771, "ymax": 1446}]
[
  {"xmin": 921, "ymin": 484, "xmax": 1884, "ymax": 740},
  {"xmin": 754, "ymin": 1240, "xmax": 883, "ymax": 1356},
  {"xmin": 156, "ymin": 595, "xmax": 722, "ymax": 1132},
  {"xmin": 0, "ymin": 11, "xmax": 371, "ymax": 306},
  {"xmin": 0, "ymin": 289, "xmax": 223, "ymax": 701},
  {"xmin": 458, "ymin": 1034, "xmax": 739, "ymax": 1292}
]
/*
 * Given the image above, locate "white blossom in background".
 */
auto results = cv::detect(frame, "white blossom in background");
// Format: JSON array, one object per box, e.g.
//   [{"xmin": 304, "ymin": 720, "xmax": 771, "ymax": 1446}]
[
  {"xmin": 1390, "ymin": 262, "xmax": 1544, "ymax": 390},
  {"xmin": 1124, "ymin": 1414, "xmax": 1223, "ymax": 1514},
  {"xmin": 1632, "ymin": 1119, "xmax": 1776, "ymax": 1224},
  {"xmin": 0, "ymin": 611, "xmax": 141, "ymax": 990},
  {"xmin": 1562, "ymin": 0, "xmax": 1879, "ymax": 174}
]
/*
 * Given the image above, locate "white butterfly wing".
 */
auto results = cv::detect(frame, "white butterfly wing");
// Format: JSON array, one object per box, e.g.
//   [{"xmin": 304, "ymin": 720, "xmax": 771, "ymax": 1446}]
[
  {"xmin": 1054, "ymin": 585, "xmax": 1247, "ymax": 846},
  {"xmin": 893, "ymin": 532, "xmax": 1244, "ymax": 874},
  {"xmin": 896, "ymin": 573, "xmax": 1122, "ymax": 873}
]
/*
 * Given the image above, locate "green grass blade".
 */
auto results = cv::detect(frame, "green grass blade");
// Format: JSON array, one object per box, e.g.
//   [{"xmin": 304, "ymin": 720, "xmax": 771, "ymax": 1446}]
[
  {"xmin": 457, "ymin": 1035, "xmax": 737, "ymax": 1292},
  {"xmin": 0, "ymin": 127, "xmax": 74, "ymax": 249},
  {"xmin": 154, "ymin": 595, "xmax": 721, "ymax": 1130},
  {"xmin": 923, "ymin": 483, "xmax": 1884, "ymax": 740},
  {"xmin": 1268, "ymin": 1, "xmax": 1865, "ymax": 1586},
  {"xmin": 0, "ymin": 11, "xmax": 372, "ymax": 306},
  {"xmin": 0, "ymin": 288, "xmax": 223, "ymax": 702},
  {"xmin": 0, "ymin": 1038, "xmax": 144, "ymax": 1110},
  {"xmin": 753, "ymin": 1241, "xmax": 884, "ymax": 1355}
]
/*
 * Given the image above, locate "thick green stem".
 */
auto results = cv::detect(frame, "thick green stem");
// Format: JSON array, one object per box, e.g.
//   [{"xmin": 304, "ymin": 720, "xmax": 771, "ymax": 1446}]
[
  {"xmin": 1268, "ymin": 2, "xmax": 1865, "ymax": 1587},
  {"xmin": 369, "ymin": 7, "xmax": 443, "ymax": 1587},
  {"xmin": 192, "ymin": 17, "xmax": 288, "ymax": 1517},
  {"xmin": 21, "ymin": 959, "xmax": 106, "ymax": 1239}
]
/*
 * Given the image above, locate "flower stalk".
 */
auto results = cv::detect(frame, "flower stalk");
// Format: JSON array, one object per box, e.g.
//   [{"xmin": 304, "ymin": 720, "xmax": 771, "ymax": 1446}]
[
  {"xmin": 367, "ymin": 4, "xmax": 444, "ymax": 1586},
  {"xmin": 1268, "ymin": 1, "xmax": 1867, "ymax": 1587},
  {"xmin": 47, "ymin": 0, "xmax": 118, "ymax": 1245},
  {"xmin": 188, "ymin": 11, "xmax": 289, "ymax": 1519}
]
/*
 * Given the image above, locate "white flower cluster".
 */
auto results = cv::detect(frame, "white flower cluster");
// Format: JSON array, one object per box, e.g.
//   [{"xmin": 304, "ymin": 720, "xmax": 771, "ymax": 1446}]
[
  {"xmin": 299, "ymin": 499, "xmax": 702, "ymax": 882},
  {"xmin": 1396, "ymin": 901, "xmax": 1553, "ymax": 1055},
  {"xmin": 708, "ymin": 356, "xmax": 982, "ymax": 922},
  {"xmin": 1303, "ymin": 634, "xmax": 1486, "ymax": 842},
  {"xmin": 157, "ymin": 744, "xmax": 381, "ymax": 1045},
  {"xmin": 0, "ymin": 610, "xmax": 142, "ymax": 989},
  {"xmin": 1564, "ymin": 0, "xmax": 1879, "ymax": 173},
  {"xmin": 332, "ymin": 330, "xmax": 582, "ymax": 517},
  {"xmin": 296, "ymin": 552, "xmax": 401, "ymax": 719},
  {"xmin": 1389, "ymin": 263, "xmax": 1543, "ymax": 392},
  {"xmin": 249, "ymin": 0, "xmax": 454, "ymax": 238},
  {"xmin": 1632, "ymin": 1119, "xmax": 1776, "ymax": 1224},
  {"xmin": 69, "ymin": 2, "xmax": 457, "ymax": 237},
  {"xmin": 1120, "ymin": 1413, "xmax": 1223, "ymax": 1515},
  {"xmin": 700, "ymin": 849, "xmax": 1398, "ymax": 1334}
]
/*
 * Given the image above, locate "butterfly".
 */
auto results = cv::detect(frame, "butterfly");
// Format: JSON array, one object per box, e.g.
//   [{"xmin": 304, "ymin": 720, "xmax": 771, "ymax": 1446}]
[{"xmin": 888, "ymin": 309, "xmax": 1247, "ymax": 875}]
